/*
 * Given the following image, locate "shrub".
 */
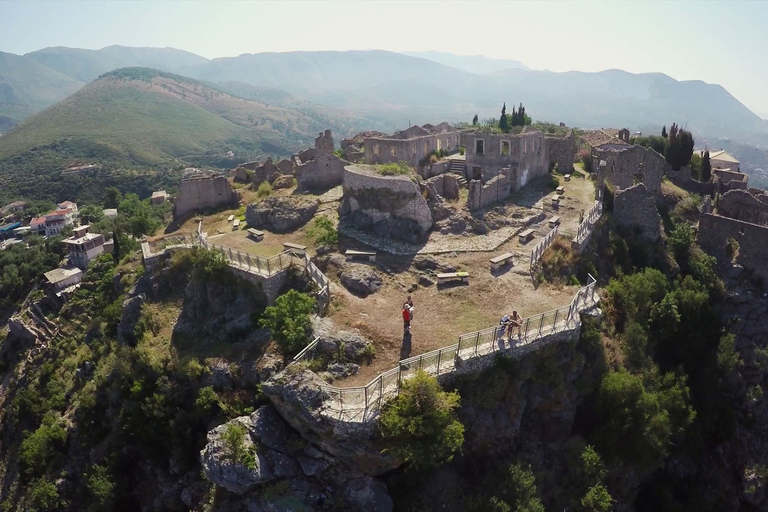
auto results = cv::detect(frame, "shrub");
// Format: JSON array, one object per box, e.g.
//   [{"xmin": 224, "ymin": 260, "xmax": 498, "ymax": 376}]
[
  {"xmin": 259, "ymin": 290, "xmax": 315, "ymax": 356},
  {"xmin": 85, "ymin": 464, "xmax": 115, "ymax": 507},
  {"xmin": 191, "ymin": 247, "xmax": 229, "ymax": 281},
  {"xmin": 725, "ymin": 237, "xmax": 739, "ymax": 262},
  {"xmin": 19, "ymin": 413, "xmax": 67, "ymax": 478},
  {"xmin": 221, "ymin": 422, "xmax": 256, "ymax": 469},
  {"xmin": 377, "ymin": 161, "xmax": 411, "ymax": 176},
  {"xmin": 488, "ymin": 463, "xmax": 545, "ymax": 512},
  {"xmin": 306, "ymin": 217, "xmax": 338, "ymax": 247},
  {"xmin": 379, "ymin": 371, "xmax": 464, "ymax": 470},
  {"xmin": 30, "ymin": 477, "xmax": 61, "ymax": 510},
  {"xmin": 581, "ymin": 483, "xmax": 613, "ymax": 512},
  {"xmin": 459, "ymin": 146, "xmax": 465, "ymax": 155},
  {"xmin": 256, "ymin": 181, "xmax": 272, "ymax": 198}
]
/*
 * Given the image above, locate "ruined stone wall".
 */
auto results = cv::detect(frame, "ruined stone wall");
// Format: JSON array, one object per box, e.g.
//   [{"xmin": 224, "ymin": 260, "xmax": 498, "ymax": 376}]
[
  {"xmin": 595, "ymin": 145, "xmax": 667, "ymax": 195},
  {"xmin": 544, "ymin": 129, "xmax": 575, "ymax": 173},
  {"xmin": 467, "ymin": 172, "xmax": 511, "ymax": 211},
  {"xmin": 713, "ymin": 169, "xmax": 749, "ymax": 194},
  {"xmin": 613, "ymin": 184, "xmax": 662, "ymax": 240},
  {"xmin": 426, "ymin": 174, "xmax": 460, "ymax": 200},
  {"xmin": 251, "ymin": 158, "xmax": 281, "ymax": 187},
  {"xmin": 667, "ymin": 166, "xmax": 716, "ymax": 197},
  {"xmin": 698, "ymin": 213, "xmax": 768, "ymax": 284},
  {"xmin": 173, "ymin": 175, "xmax": 238, "ymax": 221},
  {"xmin": 421, "ymin": 160, "xmax": 450, "ymax": 179},
  {"xmin": 338, "ymin": 165, "xmax": 433, "ymax": 242},
  {"xmin": 464, "ymin": 131, "xmax": 548, "ymax": 186},
  {"xmin": 718, "ymin": 189, "xmax": 768, "ymax": 226},
  {"xmin": 295, "ymin": 152, "xmax": 348, "ymax": 192},
  {"xmin": 363, "ymin": 131, "xmax": 463, "ymax": 169}
]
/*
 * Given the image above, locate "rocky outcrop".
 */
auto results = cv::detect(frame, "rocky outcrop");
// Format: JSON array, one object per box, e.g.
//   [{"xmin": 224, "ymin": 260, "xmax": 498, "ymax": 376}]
[
  {"xmin": 311, "ymin": 316, "xmax": 374, "ymax": 362},
  {"xmin": 117, "ymin": 293, "xmax": 146, "ymax": 344},
  {"xmin": 339, "ymin": 165, "xmax": 433, "ymax": 243},
  {"xmin": 245, "ymin": 196, "xmax": 318, "ymax": 233},
  {"xmin": 339, "ymin": 265, "xmax": 383, "ymax": 297}
]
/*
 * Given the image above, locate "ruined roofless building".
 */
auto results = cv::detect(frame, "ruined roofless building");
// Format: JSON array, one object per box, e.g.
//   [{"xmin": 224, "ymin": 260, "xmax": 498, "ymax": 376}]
[
  {"xmin": 363, "ymin": 123, "xmax": 465, "ymax": 169},
  {"xmin": 173, "ymin": 168, "xmax": 239, "ymax": 221}
]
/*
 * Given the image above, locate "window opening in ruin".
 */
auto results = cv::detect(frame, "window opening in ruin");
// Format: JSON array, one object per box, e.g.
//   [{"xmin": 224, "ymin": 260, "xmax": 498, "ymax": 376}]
[
  {"xmin": 412, "ymin": 143, "xmax": 416, "ymax": 156},
  {"xmin": 524, "ymin": 140, "xmax": 527, "ymax": 154},
  {"xmin": 501, "ymin": 141, "xmax": 510, "ymax": 155},
  {"xmin": 391, "ymin": 146, "xmax": 397, "ymax": 157},
  {"xmin": 475, "ymin": 139, "xmax": 484, "ymax": 155},
  {"xmin": 437, "ymin": 139, "xmax": 442, "ymax": 151},
  {"xmin": 373, "ymin": 143, "xmax": 379, "ymax": 156},
  {"xmin": 424, "ymin": 142, "xmax": 429, "ymax": 154},
  {"xmin": 472, "ymin": 166, "xmax": 482, "ymax": 180},
  {"xmin": 633, "ymin": 173, "xmax": 645, "ymax": 185}
]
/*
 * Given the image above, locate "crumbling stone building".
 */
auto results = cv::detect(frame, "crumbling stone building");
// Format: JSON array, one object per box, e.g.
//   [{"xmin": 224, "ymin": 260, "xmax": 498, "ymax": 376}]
[
  {"xmin": 363, "ymin": 123, "xmax": 464, "ymax": 169},
  {"xmin": 698, "ymin": 213, "xmax": 768, "ymax": 285},
  {"xmin": 717, "ymin": 189, "xmax": 768, "ymax": 226},
  {"xmin": 173, "ymin": 169, "xmax": 239, "ymax": 221},
  {"xmin": 712, "ymin": 168, "xmax": 749, "ymax": 194},
  {"xmin": 295, "ymin": 130, "xmax": 349, "ymax": 192},
  {"xmin": 593, "ymin": 144, "xmax": 668, "ymax": 196},
  {"xmin": 613, "ymin": 184, "xmax": 662, "ymax": 241}
]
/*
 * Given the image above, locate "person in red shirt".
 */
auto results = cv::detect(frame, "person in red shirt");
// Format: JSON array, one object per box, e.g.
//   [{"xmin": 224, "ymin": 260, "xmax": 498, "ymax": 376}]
[{"xmin": 403, "ymin": 303, "xmax": 411, "ymax": 332}]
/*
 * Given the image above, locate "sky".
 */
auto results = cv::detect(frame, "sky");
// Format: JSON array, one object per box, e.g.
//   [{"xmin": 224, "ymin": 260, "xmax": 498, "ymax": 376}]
[{"xmin": 2, "ymin": 0, "xmax": 768, "ymax": 116}]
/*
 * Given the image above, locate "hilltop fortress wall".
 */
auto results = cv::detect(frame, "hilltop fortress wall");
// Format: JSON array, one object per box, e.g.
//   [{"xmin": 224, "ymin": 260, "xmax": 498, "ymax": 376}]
[
  {"xmin": 173, "ymin": 170, "xmax": 238, "ymax": 221},
  {"xmin": 698, "ymin": 213, "xmax": 768, "ymax": 284}
]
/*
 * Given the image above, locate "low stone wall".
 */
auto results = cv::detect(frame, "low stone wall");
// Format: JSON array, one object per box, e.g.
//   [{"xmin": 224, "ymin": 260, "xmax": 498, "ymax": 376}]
[
  {"xmin": 426, "ymin": 173, "xmax": 459, "ymax": 200},
  {"xmin": 421, "ymin": 160, "xmax": 450, "ymax": 179},
  {"xmin": 467, "ymin": 172, "xmax": 511, "ymax": 211},
  {"xmin": 718, "ymin": 189, "xmax": 768, "ymax": 225},
  {"xmin": 614, "ymin": 184, "xmax": 662, "ymax": 240},
  {"xmin": 667, "ymin": 166, "xmax": 716, "ymax": 197},
  {"xmin": 338, "ymin": 165, "xmax": 432, "ymax": 243},
  {"xmin": 698, "ymin": 213, "xmax": 768, "ymax": 284}
]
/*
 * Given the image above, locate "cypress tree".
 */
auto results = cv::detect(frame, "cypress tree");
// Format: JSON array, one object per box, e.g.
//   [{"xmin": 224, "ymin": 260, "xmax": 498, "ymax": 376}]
[
  {"xmin": 662, "ymin": 125, "xmax": 667, "ymax": 138},
  {"xmin": 499, "ymin": 103, "xmax": 509, "ymax": 132},
  {"xmin": 702, "ymin": 151, "xmax": 712, "ymax": 182},
  {"xmin": 472, "ymin": 114, "xmax": 478, "ymax": 125}
]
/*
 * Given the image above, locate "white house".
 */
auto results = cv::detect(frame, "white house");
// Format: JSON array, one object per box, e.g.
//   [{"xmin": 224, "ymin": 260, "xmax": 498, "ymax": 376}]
[
  {"xmin": 63, "ymin": 225, "xmax": 106, "ymax": 269},
  {"xmin": 709, "ymin": 150, "xmax": 740, "ymax": 173},
  {"xmin": 44, "ymin": 266, "xmax": 83, "ymax": 292}
]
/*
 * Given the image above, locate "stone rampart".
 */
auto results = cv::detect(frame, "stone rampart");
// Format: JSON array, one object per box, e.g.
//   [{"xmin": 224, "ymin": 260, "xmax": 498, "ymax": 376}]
[
  {"xmin": 338, "ymin": 165, "xmax": 432, "ymax": 243},
  {"xmin": 713, "ymin": 168, "xmax": 749, "ymax": 194},
  {"xmin": 363, "ymin": 129, "xmax": 463, "ymax": 169},
  {"xmin": 467, "ymin": 172, "xmax": 511, "ymax": 211},
  {"xmin": 666, "ymin": 166, "xmax": 716, "ymax": 197},
  {"xmin": 613, "ymin": 183, "xmax": 661, "ymax": 240},
  {"xmin": 698, "ymin": 213, "xmax": 768, "ymax": 284},
  {"xmin": 173, "ymin": 171, "xmax": 239, "ymax": 221},
  {"xmin": 718, "ymin": 189, "xmax": 768, "ymax": 226},
  {"xmin": 594, "ymin": 144, "xmax": 667, "ymax": 195}
]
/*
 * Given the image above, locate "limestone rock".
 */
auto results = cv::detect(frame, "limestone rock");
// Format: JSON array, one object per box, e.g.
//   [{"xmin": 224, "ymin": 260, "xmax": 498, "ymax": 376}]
[
  {"xmin": 344, "ymin": 477, "xmax": 394, "ymax": 512},
  {"xmin": 117, "ymin": 293, "xmax": 146, "ymax": 344},
  {"xmin": 311, "ymin": 316, "xmax": 373, "ymax": 362},
  {"xmin": 200, "ymin": 417, "xmax": 273, "ymax": 495},
  {"xmin": 272, "ymin": 175, "xmax": 295, "ymax": 189},
  {"xmin": 418, "ymin": 275, "xmax": 435, "ymax": 287},
  {"xmin": 339, "ymin": 265, "xmax": 382, "ymax": 297},
  {"xmin": 245, "ymin": 197, "xmax": 318, "ymax": 233},
  {"xmin": 323, "ymin": 362, "xmax": 360, "ymax": 380}
]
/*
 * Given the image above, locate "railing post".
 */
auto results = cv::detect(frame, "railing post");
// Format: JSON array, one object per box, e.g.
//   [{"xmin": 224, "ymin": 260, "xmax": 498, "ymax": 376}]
[
  {"xmin": 474, "ymin": 332, "xmax": 480, "ymax": 356},
  {"xmin": 437, "ymin": 350, "xmax": 442, "ymax": 374},
  {"xmin": 524, "ymin": 318, "xmax": 530, "ymax": 340},
  {"xmin": 379, "ymin": 375, "xmax": 384, "ymax": 400},
  {"xmin": 364, "ymin": 385, "xmax": 368, "ymax": 407},
  {"xmin": 552, "ymin": 309, "xmax": 559, "ymax": 333},
  {"xmin": 266, "ymin": 258, "xmax": 271, "ymax": 275},
  {"xmin": 538, "ymin": 314, "xmax": 544, "ymax": 336}
]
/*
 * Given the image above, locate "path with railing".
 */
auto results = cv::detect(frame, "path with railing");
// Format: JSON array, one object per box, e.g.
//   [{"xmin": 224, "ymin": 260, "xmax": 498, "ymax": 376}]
[
  {"xmin": 292, "ymin": 274, "xmax": 599, "ymax": 423},
  {"xmin": 572, "ymin": 187, "xmax": 604, "ymax": 250},
  {"xmin": 530, "ymin": 225, "xmax": 559, "ymax": 270}
]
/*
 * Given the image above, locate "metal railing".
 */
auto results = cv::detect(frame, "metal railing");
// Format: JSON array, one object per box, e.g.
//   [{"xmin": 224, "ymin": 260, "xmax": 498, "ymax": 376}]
[
  {"xmin": 530, "ymin": 225, "xmax": 559, "ymax": 270},
  {"xmin": 312, "ymin": 274, "xmax": 598, "ymax": 419},
  {"xmin": 574, "ymin": 200, "xmax": 603, "ymax": 245},
  {"xmin": 201, "ymin": 239, "xmax": 293, "ymax": 277},
  {"xmin": 304, "ymin": 254, "xmax": 330, "ymax": 310},
  {"xmin": 293, "ymin": 337, "xmax": 321, "ymax": 364}
]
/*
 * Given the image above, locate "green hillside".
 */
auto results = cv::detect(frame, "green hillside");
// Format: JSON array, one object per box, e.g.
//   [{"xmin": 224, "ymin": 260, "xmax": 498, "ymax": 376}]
[{"xmin": 0, "ymin": 67, "xmax": 365, "ymax": 204}]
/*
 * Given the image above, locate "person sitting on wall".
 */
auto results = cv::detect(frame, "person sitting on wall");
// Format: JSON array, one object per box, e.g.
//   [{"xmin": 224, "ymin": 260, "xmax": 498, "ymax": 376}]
[{"xmin": 508, "ymin": 310, "xmax": 523, "ymax": 339}]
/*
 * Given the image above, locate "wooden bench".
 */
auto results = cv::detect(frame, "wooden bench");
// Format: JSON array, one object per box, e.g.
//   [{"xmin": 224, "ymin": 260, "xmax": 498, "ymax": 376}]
[
  {"xmin": 247, "ymin": 228, "xmax": 264, "ymax": 241},
  {"xmin": 232, "ymin": 219, "xmax": 240, "ymax": 230},
  {"xmin": 489, "ymin": 252, "xmax": 513, "ymax": 271},
  {"xmin": 437, "ymin": 272, "xmax": 469, "ymax": 285},
  {"xmin": 556, "ymin": 186, "xmax": 565, "ymax": 194},
  {"xmin": 345, "ymin": 249, "xmax": 376, "ymax": 262},
  {"xmin": 283, "ymin": 242, "xmax": 308, "ymax": 255},
  {"xmin": 227, "ymin": 214, "xmax": 234, "ymax": 222},
  {"xmin": 518, "ymin": 229, "xmax": 535, "ymax": 244},
  {"xmin": 564, "ymin": 174, "xmax": 571, "ymax": 181},
  {"xmin": 548, "ymin": 216, "xmax": 561, "ymax": 228}
]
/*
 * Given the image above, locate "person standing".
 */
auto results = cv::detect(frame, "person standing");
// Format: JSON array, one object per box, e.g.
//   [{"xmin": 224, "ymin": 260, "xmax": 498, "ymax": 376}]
[
  {"xmin": 510, "ymin": 310, "xmax": 523, "ymax": 339},
  {"xmin": 403, "ymin": 303, "xmax": 411, "ymax": 332},
  {"xmin": 406, "ymin": 295, "xmax": 414, "ymax": 321}
]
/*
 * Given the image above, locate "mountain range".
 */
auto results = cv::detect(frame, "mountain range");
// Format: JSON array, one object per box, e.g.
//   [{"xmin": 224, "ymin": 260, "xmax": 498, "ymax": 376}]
[{"xmin": 1, "ymin": 45, "xmax": 766, "ymax": 191}]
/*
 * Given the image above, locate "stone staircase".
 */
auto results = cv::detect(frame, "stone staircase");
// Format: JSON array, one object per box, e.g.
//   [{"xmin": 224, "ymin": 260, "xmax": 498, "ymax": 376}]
[{"xmin": 447, "ymin": 159, "xmax": 467, "ymax": 187}]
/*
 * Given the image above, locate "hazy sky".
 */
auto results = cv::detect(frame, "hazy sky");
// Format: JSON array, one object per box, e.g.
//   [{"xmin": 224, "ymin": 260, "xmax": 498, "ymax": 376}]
[{"xmin": 3, "ymin": 0, "xmax": 768, "ymax": 115}]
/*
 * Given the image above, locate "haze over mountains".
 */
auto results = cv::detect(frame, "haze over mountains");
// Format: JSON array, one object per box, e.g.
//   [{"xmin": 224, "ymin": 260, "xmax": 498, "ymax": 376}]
[{"xmin": 0, "ymin": 44, "xmax": 766, "ymax": 186}]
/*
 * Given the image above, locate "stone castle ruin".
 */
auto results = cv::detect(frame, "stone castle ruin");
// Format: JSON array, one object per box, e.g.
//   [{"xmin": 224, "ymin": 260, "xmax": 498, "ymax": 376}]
[
  {"xmin": 173, "ymin": 168, "xmax": 239, "ymax": 221},
  {"xmin": 593, "ymin": 143, "xmax": 668, "ymax": 196}
]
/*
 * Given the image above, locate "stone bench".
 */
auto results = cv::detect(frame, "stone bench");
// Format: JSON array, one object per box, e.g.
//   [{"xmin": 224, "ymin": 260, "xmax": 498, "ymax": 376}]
[
  {"xmin": 437, "ymin": 272, "xmax": 469, "ymax": 285},
  {"xmin": 548, "ymin": 216, "xmax": 561, "ymax": 228},
  {"xmin": 283, "ymin": 242, "xmax": 308, "ymax": 255},
  {"xmin": 345, "ymin": 249, "xmax": 376, "ymax": 262},
  {"xmin": 564, "ymin": 174, "xmax": 571, "ymax": 181},
  {"xmin": 556, "ymin": 186, "xmax": 565, "ymax": 194},
  {"xmin": 247, "ymin": 228, "xmax": 264, "ymax": 241},
  {"xmin": 232, "ymin": 219, "xmax": 240, "ymax": 230},
  {"xmin": 519, "ymin": 229, "xmax": 535, "ymax": 244},
  {"xmin": 227, "ymin": 214, "xmax": 234, "ymax": 222},
  {"xmin": 489, "ymin": 252, "xmax": 513, "ymax": 271},
  {"xmin": 551, "ymin": 196, "xmax": 561, "ymax": 208}
]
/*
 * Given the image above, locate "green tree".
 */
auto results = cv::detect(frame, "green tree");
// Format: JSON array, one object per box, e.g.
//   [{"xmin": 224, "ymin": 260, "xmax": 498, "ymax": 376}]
[
  {"xmin": 472, "ymin": 114, "xmax": 478, "ymax": 125},
  {"xmin": 499, "ymin": 103, "xmax": 509, "ymax": 133},
  {"xmin": 661, "ymin": 125, "xmax": 667, "ymax": 138},
  {"xmin": 701, "ymin": 150, "xmax": 712, "ymax": 182},
  {"xmin": 258, "ymin": 289, "xmax": 315, "ymax": 356},
  {"xmin": 581, "ymin": 483, "xmax": 613, "ymax": 512},
  {"xmin": 490, "ymin": 463, "xmax": 545, "ymax": 512},
  {"xmin": 19, "ymin": 413, "xmax": 67, "ymax": 478},
  {"xmin": 379, "ymin": 371, "xmax": 464, "ymax": 470},
  {"xmin": 220, "ymin": 421, "xmax": 256, "ymax": 469},
  {"xmin": 79, "ymin": 204, "xmax": 104, "ymax": 224},
  {"xmin": 85, "ymin": 464, "xmax": 115, "ymax": 507},
  {"xmin": 665, "ymin": 123, "xmax": 695, "ymax": 171},
  {"xmin": 30, "ymin": 477, "xmax": 62, "ymax": 510},
  {"xmin": 104, "ymin": 187, "xmax": 122, "ymax": 209}
]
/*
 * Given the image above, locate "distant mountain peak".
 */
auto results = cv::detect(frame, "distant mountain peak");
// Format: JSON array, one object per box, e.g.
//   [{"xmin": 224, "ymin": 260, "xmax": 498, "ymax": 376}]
[{"xmin": 402, "ymin": 51, "xmax": 529, "ymax": 74}]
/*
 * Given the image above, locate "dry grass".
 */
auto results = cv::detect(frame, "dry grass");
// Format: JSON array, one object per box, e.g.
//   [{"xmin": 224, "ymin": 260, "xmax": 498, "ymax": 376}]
[{"xmin": 539, "ymin": 236, "xmax": 578, "ymax": 284}]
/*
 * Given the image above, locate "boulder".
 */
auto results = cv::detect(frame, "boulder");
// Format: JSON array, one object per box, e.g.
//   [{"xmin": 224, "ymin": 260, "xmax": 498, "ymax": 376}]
[
  {"xmin": 311, "ymin": 316, "xmax": 373, "ymax": 362},
  {"xmin": 271, "ymin": 175, "xmax": 295, "ymax": 189},
  {"xmin": 344, "ymin": 477, "xmax": 394, "ymax": 512},
  {"xmin": 323, "ymin": 362, "xmax": 360, "ymax": 380},
  {"xmin": 339, "ymin": 265, "xmax": 383, "ymax": 297},
  {"xmin": 245, "ymin": 197, "xmax": 318, "ymax": 233}
]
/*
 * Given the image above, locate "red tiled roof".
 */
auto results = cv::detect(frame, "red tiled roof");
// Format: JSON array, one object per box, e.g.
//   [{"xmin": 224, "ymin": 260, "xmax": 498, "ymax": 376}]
[{"xmin": 31, "ymin": 217, "xmax": 46, "ymax": 226}]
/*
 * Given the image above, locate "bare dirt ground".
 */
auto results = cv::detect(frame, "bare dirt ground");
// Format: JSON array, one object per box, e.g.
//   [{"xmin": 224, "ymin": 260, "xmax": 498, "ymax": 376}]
[{"xmin": 156, "ymin": 171, "xmax": 598, "ymax": 387}]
